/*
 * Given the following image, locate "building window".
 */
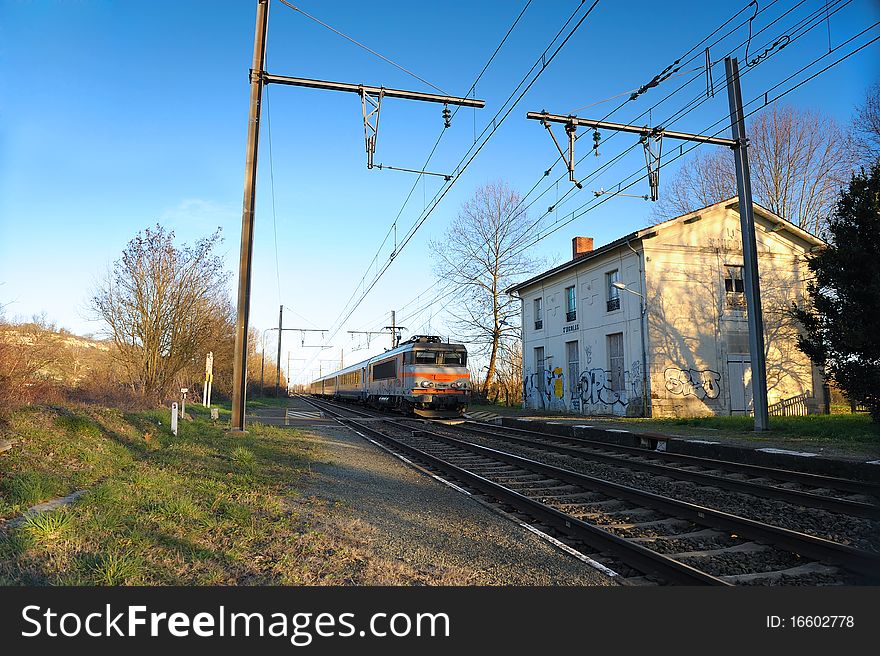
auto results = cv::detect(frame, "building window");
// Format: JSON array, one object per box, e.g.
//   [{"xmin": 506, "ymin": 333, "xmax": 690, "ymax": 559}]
[
  {"xmin": 725, "ymin": 265, "xmax": 746, "ymax": 309},
  {"xmin": 534, "ymin": 347, "xmax": 545, "ymax": 394},
  {"xmin": 565, "ymin": 285, "xmax": 576, "ymax": 322},
  {"xmin": 566, "ymin": 341, "xmax": 579, "ymax": 397},
  {"xmin": 608, "ymin": 333, "xmax": 624, "ymax": 392},
  {"xmin": 606, "ymin": 270, "xmax": 620, "ymax": 312},
  {"xmin": 534, "ymin": 297, "xmax": 543, "ymax": 330}
]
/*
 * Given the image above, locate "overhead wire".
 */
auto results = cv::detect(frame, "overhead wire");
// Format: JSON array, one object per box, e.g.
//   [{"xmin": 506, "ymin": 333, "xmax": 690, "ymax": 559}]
[
  {"xmin": 458, "ymin": 0, "xmax": 794, "ymax": 256},
  {"xmin": 365, "ymin": 0, "xmax": 843, "ymax": 343},
  {"xmin": 298, "ymin": 0, "xmax": 600, "ymax": 381},
  {"xmin": 296, "ymin": 0, "xmax": 868, "ymax": 380},
  {"xmin": 306, "ymin": 0, "xmax": 787, "ymax": 375},
  {"xmin": 392, "ymin": 0, "xmax": 864, "ymax": 343},
  {"xmin": 523, "ymin": 18, "xmax": 880, "ymax": 251},
  {"xmin": 277, "ymin": 0, "xmax": 449, "ymax": 95},
  {"xmin": 264, "ymin": 86, "xmax": 283, "ymax": 306},
  {"xmin": 325, "ymin": 0, "xmax": 534, "ymax": 349},
  {"xmin": 482, "ymin": 0, "xmax": 849, "ymax": 247}
]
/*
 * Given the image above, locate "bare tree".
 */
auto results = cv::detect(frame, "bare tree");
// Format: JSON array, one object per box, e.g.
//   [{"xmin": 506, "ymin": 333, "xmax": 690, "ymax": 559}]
[
  {"xmin": 92, "ymin": 225, "xmax": 230, "ymax": 402},
  {"xmin": 654, "ymin": 104, "xmax": 854, "ymax": 235},
  {"xmin": 0, "ymin": 317, "xmax": 64, "ymax": 412},
  {"xmin": 853, "ymin": 82, "xmax": 880, "ymax": 166},
  {"xmin": 431, "ymin": 181, "xmax": 542, "ymax": 395},
  {"xmin": 494, "ymin": 335, "xmax": 523, "ymax": 406}
]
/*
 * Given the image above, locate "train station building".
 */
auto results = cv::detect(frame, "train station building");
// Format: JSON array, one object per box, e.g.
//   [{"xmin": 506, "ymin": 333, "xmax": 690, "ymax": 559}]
[{"xmin": 507, "ymin": 198, "xmax": 827, "ymax": 418}]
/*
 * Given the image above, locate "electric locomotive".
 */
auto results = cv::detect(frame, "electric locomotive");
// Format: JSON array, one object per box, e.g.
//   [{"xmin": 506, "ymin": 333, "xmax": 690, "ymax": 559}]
[{"xmin": 309, "ymin": 335, "xmax": 469, "ymax": 417}]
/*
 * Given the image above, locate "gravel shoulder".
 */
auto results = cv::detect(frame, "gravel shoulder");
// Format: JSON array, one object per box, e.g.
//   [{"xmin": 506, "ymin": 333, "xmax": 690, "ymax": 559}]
[{"xmin": 305, "ymin": 422, "xmax": 616, "ymax": 586}]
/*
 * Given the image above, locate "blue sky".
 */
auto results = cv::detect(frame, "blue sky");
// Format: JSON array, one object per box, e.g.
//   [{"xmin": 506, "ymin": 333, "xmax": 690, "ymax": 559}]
[{"xmin": 1, "ymin": 0, "xmax": 878, "ymax": 383}]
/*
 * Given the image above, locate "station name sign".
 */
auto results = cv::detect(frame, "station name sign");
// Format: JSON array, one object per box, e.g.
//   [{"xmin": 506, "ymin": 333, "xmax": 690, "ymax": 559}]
[{"xmin": 562, "ymin": 324, "xmax": 579, "ymax": 334}]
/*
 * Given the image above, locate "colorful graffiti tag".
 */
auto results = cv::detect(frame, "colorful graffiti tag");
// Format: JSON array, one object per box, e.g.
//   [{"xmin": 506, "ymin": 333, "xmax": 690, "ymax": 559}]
[
  {"xmin": 523, "ymin": 366, "xmax": 567, "ymax": 410},
  {"xmin": 525, "ymin": 361, "xmax": 644, "ymax": 416}
]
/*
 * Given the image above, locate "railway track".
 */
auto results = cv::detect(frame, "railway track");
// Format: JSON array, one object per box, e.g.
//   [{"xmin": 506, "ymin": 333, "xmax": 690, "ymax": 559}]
[
  {"xmin": 302, "ymin": 397, "xmax": 880, "ymax": 585},
  {"xmin": 432, "ymin": 421, "xmax": 880, "ymax": 520}
]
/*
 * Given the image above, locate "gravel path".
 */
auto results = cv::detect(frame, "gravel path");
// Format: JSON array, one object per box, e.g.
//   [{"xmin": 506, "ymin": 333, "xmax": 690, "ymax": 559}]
[{"xmin": 305, "ymin": 423, "xmax": 616, "ymax": 586}]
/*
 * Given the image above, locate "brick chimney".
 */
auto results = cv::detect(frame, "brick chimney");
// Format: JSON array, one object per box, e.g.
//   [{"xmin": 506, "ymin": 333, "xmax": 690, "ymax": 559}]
[{"xmin": 572, "ymin": 236, "xmax": 593, "ymax": 260}]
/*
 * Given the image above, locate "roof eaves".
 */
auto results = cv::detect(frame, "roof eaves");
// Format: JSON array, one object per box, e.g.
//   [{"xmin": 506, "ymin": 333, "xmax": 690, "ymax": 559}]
[{"xmin": 506, "ymin": 231, "xmax": 639, "ymax": 295}]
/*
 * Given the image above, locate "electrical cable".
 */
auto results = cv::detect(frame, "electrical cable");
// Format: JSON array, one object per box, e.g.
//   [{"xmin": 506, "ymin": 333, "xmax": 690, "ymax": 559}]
[
  {"xmin": 278, "ymin": 0, "xmax": 449, "ymax": 95},
  {"xmin": 296, "ymin": 1, "xmax": 599, "ymax": 381},
  {"xmin": 264, "ymin": 86, "xmax": 283, "ymax": 306}
]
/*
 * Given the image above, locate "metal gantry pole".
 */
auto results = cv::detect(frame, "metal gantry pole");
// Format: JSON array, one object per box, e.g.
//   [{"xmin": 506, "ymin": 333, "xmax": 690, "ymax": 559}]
[
  {"xmin": 726, "ymin": 57, "xmax": 769, "ymax": 431},
  {"xmin": 231, "ymin": 0, "xmax": 270, "ymax": 432}
]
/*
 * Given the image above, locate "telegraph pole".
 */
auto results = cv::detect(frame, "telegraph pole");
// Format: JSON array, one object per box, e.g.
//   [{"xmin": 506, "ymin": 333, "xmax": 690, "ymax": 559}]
[
  {"xmin": 726, "ymin": 57, "xmax": 769, "ymax": 431},
  {"xmin": 230, "ymin": 0, "xmax": 483, "ymax": 430},
  {"xmin": 526, "ymin": 56, "xmax": 769, "ymax": 431},
  {"xmin": 275, "ymin": 304, "xmax": 283, "ymax": 397},
  {"xmin": 231, "ymin": 0, "xmax": 269, "ymax": 431},
  {"xmin": 260, "ymin": 331, "xmax": 267, "ymax": 396}
]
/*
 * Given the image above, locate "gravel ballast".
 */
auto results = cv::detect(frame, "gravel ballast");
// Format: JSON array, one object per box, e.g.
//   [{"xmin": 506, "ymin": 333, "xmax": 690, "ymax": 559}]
[{"xmin": 306, "ymin": 423, "xmax": 617, "ymax": 586}]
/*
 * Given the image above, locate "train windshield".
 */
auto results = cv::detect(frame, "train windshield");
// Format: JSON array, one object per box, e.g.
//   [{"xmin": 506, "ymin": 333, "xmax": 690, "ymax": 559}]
[
  {"xmin": 413, "ymin": 351, "xmax": 437, "ymax": 364},
  {"xmin": 441, "ymin": 352, "xmax": 466, "ymax": 366}
]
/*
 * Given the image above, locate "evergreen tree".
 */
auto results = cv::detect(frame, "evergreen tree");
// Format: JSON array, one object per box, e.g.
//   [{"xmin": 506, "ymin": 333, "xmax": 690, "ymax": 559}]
[{"xmin": 794, "ymin": 163, "xmax": 880, "ymax": 421}]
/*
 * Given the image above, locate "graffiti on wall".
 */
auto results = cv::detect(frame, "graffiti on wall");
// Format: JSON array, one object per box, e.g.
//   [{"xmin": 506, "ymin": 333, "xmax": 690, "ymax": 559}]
[
  {"xmin": 664, "ymin": 367, "xmax": 721, "ymax": 400},
  {"xmin": 523, "ymin": 367, "xmax": 567, "ymax": 410},
  {"xmin": 525, "ymin": 360, "xmax": 645, "ymax": 416}
]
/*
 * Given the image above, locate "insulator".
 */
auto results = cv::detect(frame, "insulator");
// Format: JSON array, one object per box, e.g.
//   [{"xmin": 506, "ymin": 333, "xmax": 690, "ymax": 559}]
[{"xmin": 442, "ymin": 105, "xmax": 451, "ymax": 128}]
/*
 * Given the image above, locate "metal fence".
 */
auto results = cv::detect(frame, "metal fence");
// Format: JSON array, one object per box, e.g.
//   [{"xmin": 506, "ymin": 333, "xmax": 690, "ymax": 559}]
[{"xmin": 768, "ymin": 392, "xmax": 811, "ymax": 417}]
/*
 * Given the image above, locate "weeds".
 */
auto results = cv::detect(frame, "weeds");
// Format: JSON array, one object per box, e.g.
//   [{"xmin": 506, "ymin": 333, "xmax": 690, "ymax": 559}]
[
  {"xmin": 82, "ymin": 549, "xmax": 142, "ymax": 585},
  {"xmin": 230, "ymin": 446, "xmax": 256, "ymax": 466},
  {"xmin": 2, "ymin": 472, "xmax": 65, "ymax": 507},
  {"xmin": 21, "ymin": 510, "xmax": 71, "ymax": 543}
]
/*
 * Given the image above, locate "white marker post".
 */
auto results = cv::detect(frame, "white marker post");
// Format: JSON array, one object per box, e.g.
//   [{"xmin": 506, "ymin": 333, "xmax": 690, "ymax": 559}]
[
  {"xmin": 203, "ymin": 351, "xmax": 214, "ymax": 408},
  {"xmin": 181, "ymin": 388, "xmax": 188, "ymax": 418},
  {"xmin": 171, "ymin": 402, "xmax": 178, "ymax": 436}
]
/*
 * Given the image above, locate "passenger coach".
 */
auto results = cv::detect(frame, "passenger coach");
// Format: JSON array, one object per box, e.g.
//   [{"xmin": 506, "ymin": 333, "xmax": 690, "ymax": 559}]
[{"xmin": 309, "ymin": 335, "xmax": 470, "ymax": 417}]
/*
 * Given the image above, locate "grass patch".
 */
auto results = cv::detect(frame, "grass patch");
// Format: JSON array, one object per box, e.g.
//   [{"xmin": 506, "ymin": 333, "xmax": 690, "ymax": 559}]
[
  {"xmin": 0, "ymin": 401, "xmax": 420, "ymax": 585},
  {"xmin": 80, "ymin": 549, "xmax": 143, "ymax": 586},
  {"xmin": 468, "ymin": 400, "xmax": 878, "ymax": 457},
  {"xmin": 610, "ymin": 413, "xmax": 880, "ymax": 446},
  {"xmin": 467, "ymin": 401, "xmax": 528, "ymax": 416},
  {"xmin": 230, "ymin": 446, "xmax": 256, "ymax": 466},
  {"xmin": 2, "ymin": 471, "xmax": 67, "ymax": 507},
  {"xmin": 0, "ymin": 400, "xmax": 509, "ymax": 585},
  {"xmin": 240, "ymin": 396, "xmax": 291, "ymax": 410}
]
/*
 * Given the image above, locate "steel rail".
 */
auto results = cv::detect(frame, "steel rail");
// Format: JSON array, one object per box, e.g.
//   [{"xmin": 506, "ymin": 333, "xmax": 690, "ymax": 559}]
[
  {"xmin": 298, "ymin": 394, "xmax": 381, "ymax": 419},
  {"xmin": 344, "ymin": 419, "xmax": 728, "ymax": 586},
  {"xmin": 446, "ymin": 422, "xmax": 880, "ymax": 520},
  {"xmin": 387, "ymin": 421, "xmax": 880, "ymax": 581},
  {"xmin": 464, "ymin": 421, "xmax": 880, "ymax": 495}
]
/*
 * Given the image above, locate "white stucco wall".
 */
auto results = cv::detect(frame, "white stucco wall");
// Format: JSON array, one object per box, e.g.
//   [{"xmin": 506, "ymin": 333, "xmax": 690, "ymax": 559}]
[{"xmin": 514, "ymin": 201, "xmax": 824, "ymax": 418}]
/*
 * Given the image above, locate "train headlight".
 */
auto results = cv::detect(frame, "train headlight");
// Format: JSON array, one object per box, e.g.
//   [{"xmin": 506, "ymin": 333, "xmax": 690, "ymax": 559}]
[{"xmin": 420, "ymin": 380, "xmax": 434, "ymax": 388}]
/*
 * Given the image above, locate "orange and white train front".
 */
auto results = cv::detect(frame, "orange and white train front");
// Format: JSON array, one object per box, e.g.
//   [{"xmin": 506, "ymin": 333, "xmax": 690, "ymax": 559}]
[{"xmin": 401, "ymin": 342, "xmax": 469, "ymax": 417}]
